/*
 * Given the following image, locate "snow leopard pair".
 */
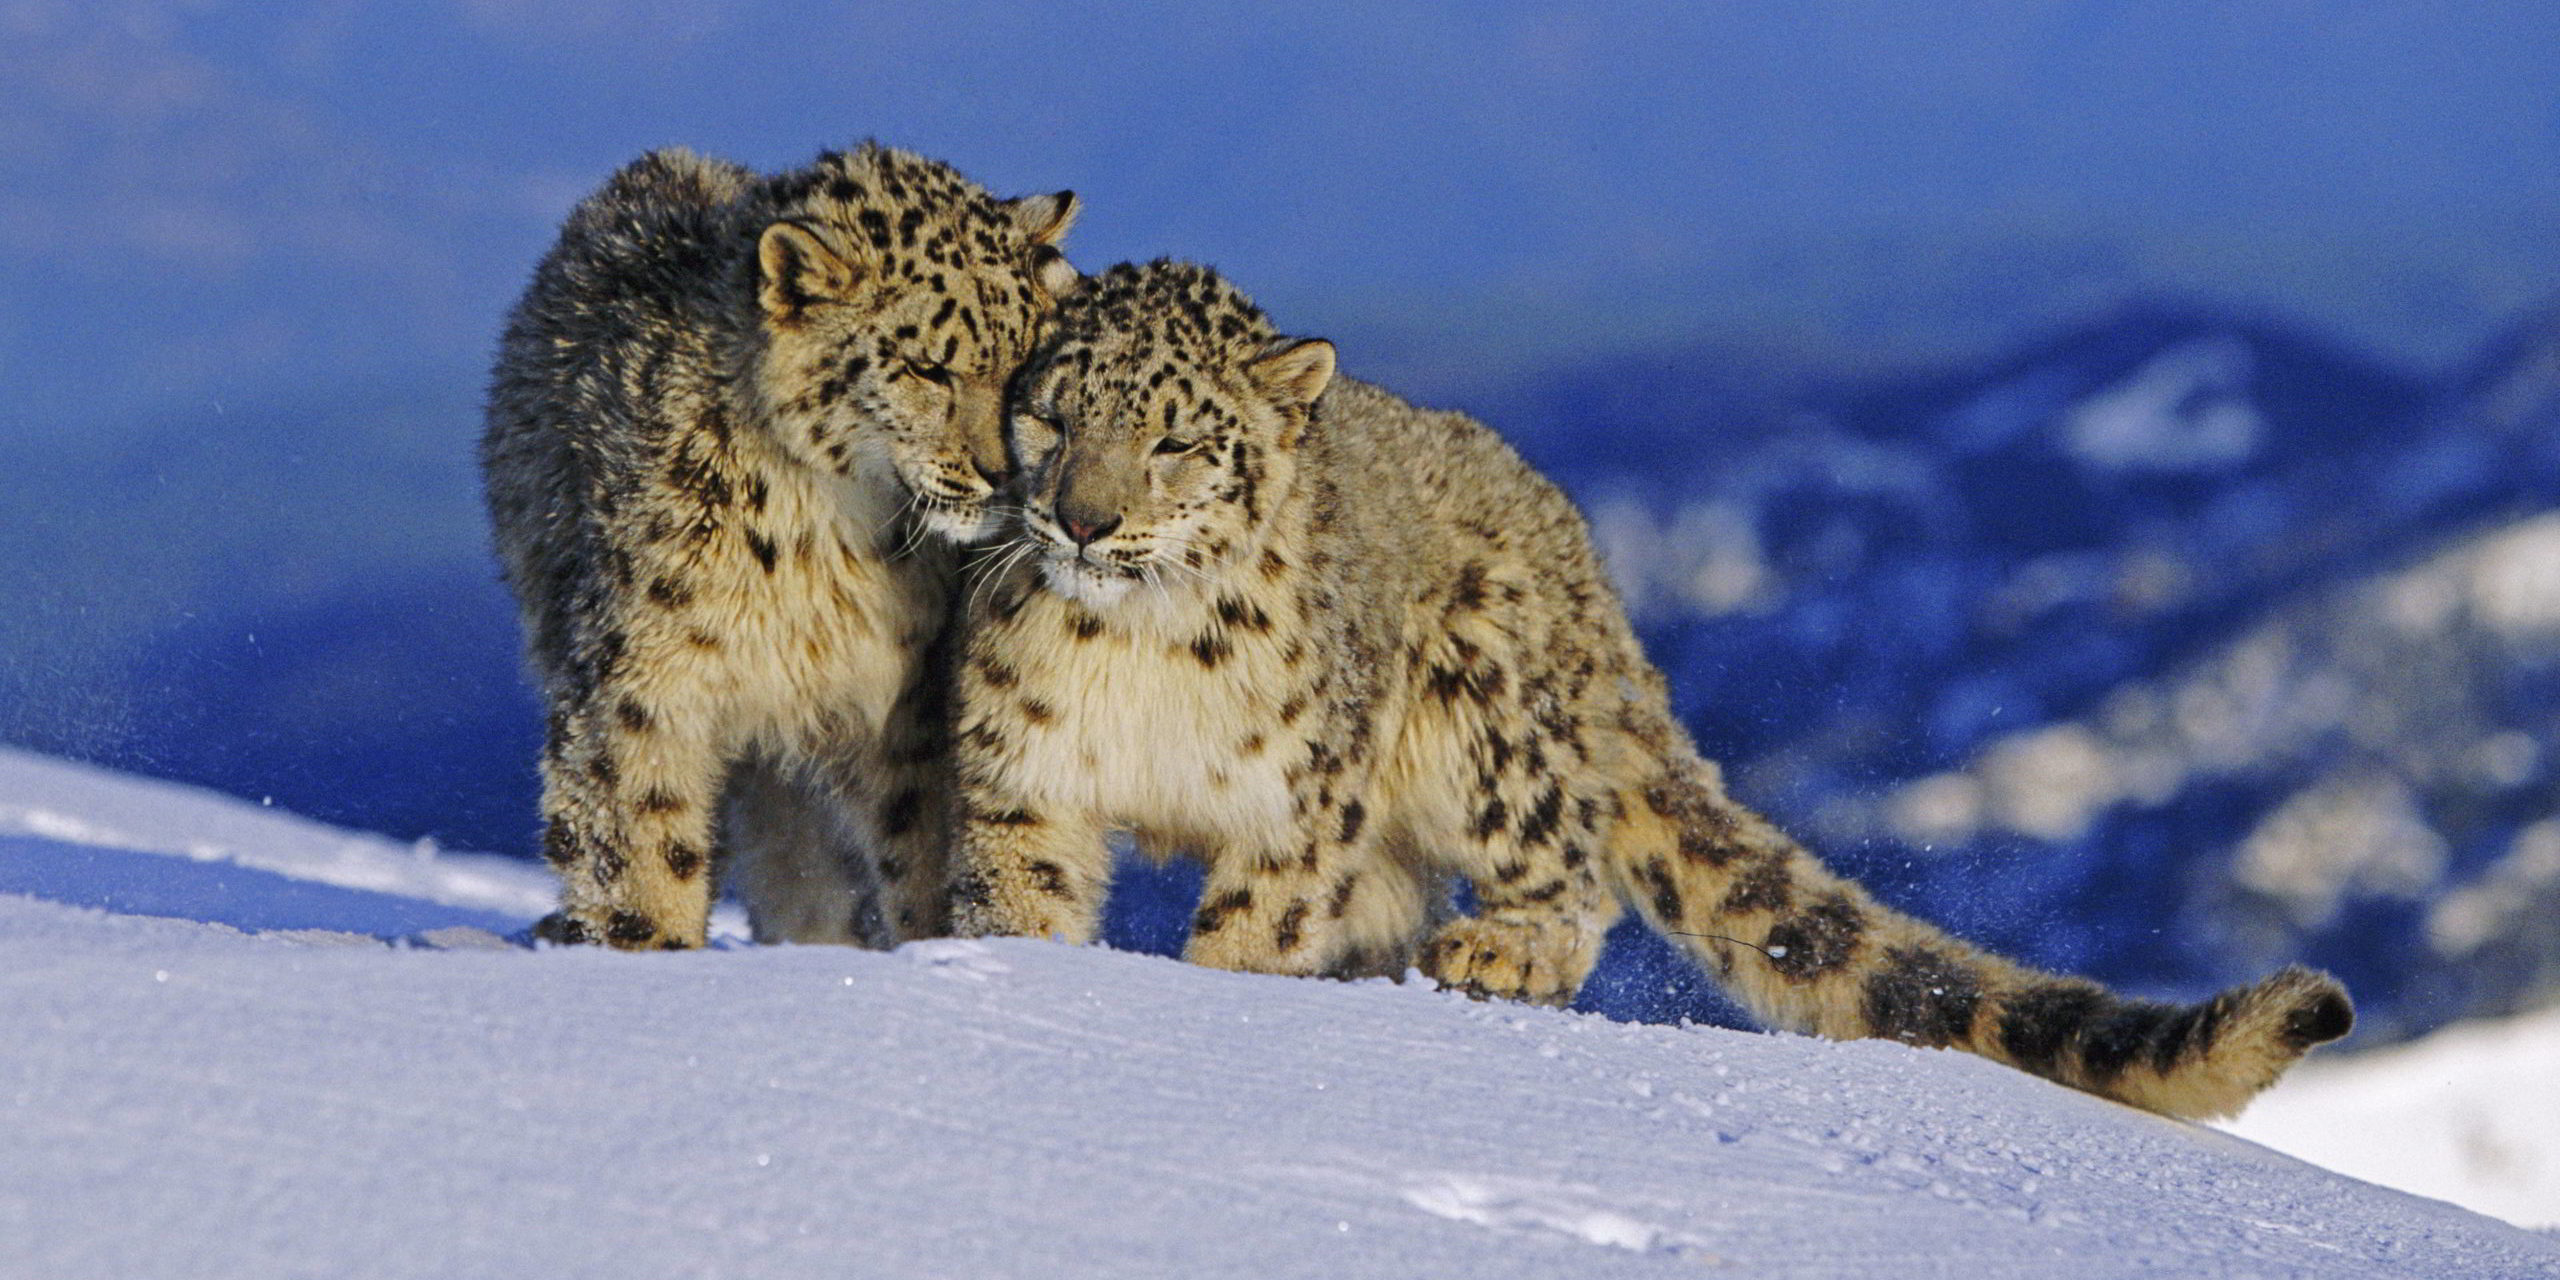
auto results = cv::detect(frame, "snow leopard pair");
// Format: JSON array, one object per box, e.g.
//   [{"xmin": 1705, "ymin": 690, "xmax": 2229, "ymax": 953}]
[{"xmin": 484, "ymin": 145, "xmax": 2349, "ymax": 1119}]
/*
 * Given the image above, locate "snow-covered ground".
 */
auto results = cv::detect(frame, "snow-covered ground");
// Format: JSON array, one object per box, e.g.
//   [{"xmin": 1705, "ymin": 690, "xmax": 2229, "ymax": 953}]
[
  {"xmin": 3, "ymin": 747, "xmax": 2556, "ymax": 1278},
  {"xmin": 2225, "ymin": 1007, "xmax": 2560, "ymax": 1231}
]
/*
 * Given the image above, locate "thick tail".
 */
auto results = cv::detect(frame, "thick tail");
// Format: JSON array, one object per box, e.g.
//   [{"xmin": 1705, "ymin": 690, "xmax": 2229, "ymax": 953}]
[{"xmin": 1610, "ymin": 762, "xmax": 2353, "ymax": 1120}]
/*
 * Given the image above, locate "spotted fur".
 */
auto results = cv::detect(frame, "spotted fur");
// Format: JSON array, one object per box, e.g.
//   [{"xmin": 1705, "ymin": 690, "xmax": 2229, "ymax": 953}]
[
  {"xmin": 948, "ymin": 260, "xmax": 2351, "ymax": 1120},
  {"xmin": 482, "ymin": 144, "xmax": 1077, "ymax": 949}
]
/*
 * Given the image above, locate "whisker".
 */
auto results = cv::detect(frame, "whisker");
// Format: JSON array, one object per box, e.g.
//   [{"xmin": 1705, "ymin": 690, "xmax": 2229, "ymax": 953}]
[
  {"xmin": 963, "ymin": 540, "xmax": 1013, "ymax": 605},
  {"xmin": 967, "ymin": 538, "xmax": 1038, "ymax": 615},
  {"xmin": 962, "ymin": 538, "xmax": 1015, "ymax": 572},
  {"xmin": 894, "ymin": 516, "xmax": 931, "ymax": 561},
  {"xmin": 885, "ymin": 487, "xmax": 934, "ymax": 560},
  {"xmin": 1136, "ymin": 532, "xmax": 1228, "ymax": 582},
  {"xmin": 1146, "ymin": 549, "xmax": 1213, "ymax": 590}
]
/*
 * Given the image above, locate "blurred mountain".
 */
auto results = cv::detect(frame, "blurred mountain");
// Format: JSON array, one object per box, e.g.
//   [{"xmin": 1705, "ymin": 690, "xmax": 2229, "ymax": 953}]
[
  {"xmin": 11, "ymin": 289, "xmax": 2555, "ymax": 1045},
  {"xmin": 8, "ymin": 0, "xmax": 2560, "ymax": 1048},
  {"xmin": 1540, "ymin": 298, "xmax": 2560, "ymax": 1042}
]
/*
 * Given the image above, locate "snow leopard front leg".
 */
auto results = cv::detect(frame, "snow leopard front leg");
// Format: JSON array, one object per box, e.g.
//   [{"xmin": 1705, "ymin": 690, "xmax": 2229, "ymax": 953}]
[
  {"xmin": 833, "ymin": 727, "xmax": 961, "ymax": 945},
  {"xmin": 859, "ymin": 619, "xmax": 968, "ymax": 944},
  {"xmin": 1420, "ymin": 721, "xmax": 1624, "ymax": 1006},
  {"xmin": 532, "ymin": 675, "xmax": 728, "ymax": 950},
  {"xmin": 948, "ymin": 763, "xmax": 1114, "ymax": 945},
  {"xmin": 1180, "ymin": 764, "xmax": 1393, "ymax": 978},
  {"xmin": 1183, "ymin": 835, "xmax": 1362, "ymax": 978}
]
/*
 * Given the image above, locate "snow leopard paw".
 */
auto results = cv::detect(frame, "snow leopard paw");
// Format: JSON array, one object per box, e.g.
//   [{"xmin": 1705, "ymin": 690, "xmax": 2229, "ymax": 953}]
[{"xmin": 1422, "ymin": 916, "xmax": 1597, "ymax": 1007}]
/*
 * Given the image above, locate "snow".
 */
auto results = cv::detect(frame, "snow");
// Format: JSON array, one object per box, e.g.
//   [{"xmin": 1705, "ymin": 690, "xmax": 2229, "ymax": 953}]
[
  {"xmin": 2225, "ymin": 1008, "xmax": 2560, "ymax": 1231},
  {"xmin": 4, "ymin": 750, "xmax": 2558, "ymax": 1278},
  {"xmin": 2463, "ymin": 513, "xmax": 2560, "ymax": 638},
  {"xmin": 0, "ymin": 746, "xmax": 552, "ymax": 921},
  {"xmin": 2062, "ymin": 336, "xmax": 2264, "ymax": 473},
  {"xmin": 0, "ymin": 746, "xmax": 747, "ymax": 940},
  {"xmin": 2428, "ymin": 819, "xmax": 2560, "ymax": 956}
]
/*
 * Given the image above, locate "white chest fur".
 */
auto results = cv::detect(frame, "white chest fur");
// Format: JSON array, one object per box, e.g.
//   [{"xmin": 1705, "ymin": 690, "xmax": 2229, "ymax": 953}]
[{"xmin": 991, "ymin": 587, "xmax": 1303, "ymax": 851}]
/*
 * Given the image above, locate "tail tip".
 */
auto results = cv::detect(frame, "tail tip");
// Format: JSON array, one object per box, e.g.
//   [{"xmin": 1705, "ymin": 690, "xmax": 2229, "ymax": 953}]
[{"xmin": 2267, "ymin": 966, "xmax": 2354, "ymax": 1049}]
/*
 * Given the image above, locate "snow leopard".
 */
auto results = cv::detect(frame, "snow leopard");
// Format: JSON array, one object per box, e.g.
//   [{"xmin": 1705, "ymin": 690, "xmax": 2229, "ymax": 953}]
[
  {"xmin": 945, "ymin": 259, "xmax": 2352, "ymax": 1120},
  {"xmin": 482, "ymin": 143, "xmax": 1077, "ymax": 950}
]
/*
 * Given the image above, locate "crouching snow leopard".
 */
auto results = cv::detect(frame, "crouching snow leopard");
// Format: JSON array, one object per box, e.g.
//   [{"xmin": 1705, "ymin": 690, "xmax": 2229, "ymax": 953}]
[
  {"xmin": 946, "ymin": 260, "xmax": 2353, "ymax": 1120},
  {"xmin": 482, "ymin": 143, "xmax": 1077, "ymax": 950}
]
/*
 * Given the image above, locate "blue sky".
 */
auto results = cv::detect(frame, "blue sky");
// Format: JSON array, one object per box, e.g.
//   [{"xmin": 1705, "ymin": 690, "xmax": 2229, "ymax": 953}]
[{"xmin": 8, "ymin": 0, "xmax": 2557, "ymax": 438}]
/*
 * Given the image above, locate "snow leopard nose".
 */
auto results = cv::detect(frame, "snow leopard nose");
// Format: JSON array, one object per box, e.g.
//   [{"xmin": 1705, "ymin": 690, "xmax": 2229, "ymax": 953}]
[{"xmin": 1060, "ymin": 511, "xmax": 1120, "ymax": 547}]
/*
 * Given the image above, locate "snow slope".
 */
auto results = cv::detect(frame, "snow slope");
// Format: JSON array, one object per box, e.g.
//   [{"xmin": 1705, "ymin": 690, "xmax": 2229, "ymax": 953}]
[
  {"xmin": 2225, "ymin": 1008, "xmax": 2560, "ymax": 1231},
  {"xmin": 3, "ymin": 750, "xmax": 2556, "ymax": 1279}
]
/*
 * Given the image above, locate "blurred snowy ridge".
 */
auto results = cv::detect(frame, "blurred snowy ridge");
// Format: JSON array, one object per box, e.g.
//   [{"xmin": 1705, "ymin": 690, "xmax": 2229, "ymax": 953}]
[
  {"xmin": 9, "ymin": 295, "xmax": 2560, "ymax": 1047},
  {"xmin": 7, "ymin": 0, "xmax": 2559, "ymax": 1068}
]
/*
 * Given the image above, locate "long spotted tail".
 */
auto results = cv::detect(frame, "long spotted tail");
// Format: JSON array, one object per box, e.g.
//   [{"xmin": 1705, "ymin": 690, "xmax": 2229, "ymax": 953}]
[{"xmin": 1610, "ymin": 761, "xmax": 2353, "ymax": 1120}]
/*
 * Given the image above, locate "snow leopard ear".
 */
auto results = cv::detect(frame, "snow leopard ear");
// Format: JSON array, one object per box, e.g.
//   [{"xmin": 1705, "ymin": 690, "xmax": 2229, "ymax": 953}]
[
  {"xmin": 757, "ymin": 221, "xmax": 861, "ymax": 323},
  {"xmin": 1247, "ymin": 338, "xmax": 1336, "ymax": 409},
  {"xmin": 1031, "ymin": 244, "xmax": 1083, "ymax": 299},
  {"xmin": 1006, "ymin": 190, "xmax": 1080, "ymax": 246}
]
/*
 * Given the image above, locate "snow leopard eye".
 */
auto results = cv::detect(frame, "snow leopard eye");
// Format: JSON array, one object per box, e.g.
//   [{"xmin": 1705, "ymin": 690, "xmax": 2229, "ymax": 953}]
[
  {"xmin": 1151, "ymin": 435, "xmax": 1199, "ymax": 457},
  {"xmin": 902, "ymin": 357, "xmax": 952, "ymax": 385}
]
